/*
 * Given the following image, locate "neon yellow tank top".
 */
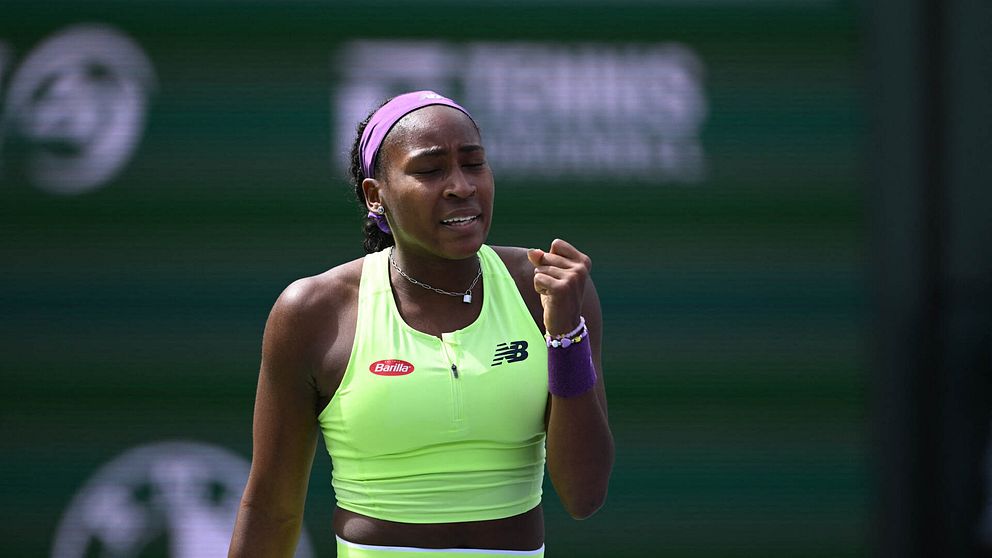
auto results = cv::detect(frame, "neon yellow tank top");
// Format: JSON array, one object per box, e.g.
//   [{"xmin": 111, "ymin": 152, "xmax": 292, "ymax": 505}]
[{"xmin": 318, "ymin": 245, "xmax": 548, "ymax": 523}]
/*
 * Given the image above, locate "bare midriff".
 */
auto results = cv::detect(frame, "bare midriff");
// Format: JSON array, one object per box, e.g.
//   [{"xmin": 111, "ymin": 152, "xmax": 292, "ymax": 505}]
[{"xmin": 333, "ymin": 504, "xmax": 545, "ymax": 551}]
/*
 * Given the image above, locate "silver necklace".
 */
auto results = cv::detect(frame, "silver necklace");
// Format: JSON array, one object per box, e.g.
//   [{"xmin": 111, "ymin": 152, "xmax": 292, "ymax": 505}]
[{"xmin": 389, "ymin": 247, "xmax": 482, "ymax": 304}]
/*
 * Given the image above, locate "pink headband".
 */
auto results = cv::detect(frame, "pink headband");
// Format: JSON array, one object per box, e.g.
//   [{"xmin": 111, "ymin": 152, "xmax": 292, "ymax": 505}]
[{"xmin": 359, "ymin": 90, "xmax": 475, "ymax": 179}]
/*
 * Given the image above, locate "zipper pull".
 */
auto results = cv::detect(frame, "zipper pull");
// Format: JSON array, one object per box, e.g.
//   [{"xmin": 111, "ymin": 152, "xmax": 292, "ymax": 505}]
[{"xmin": 451, "ymin": 364, "xmax": 459, "ymax": 379}]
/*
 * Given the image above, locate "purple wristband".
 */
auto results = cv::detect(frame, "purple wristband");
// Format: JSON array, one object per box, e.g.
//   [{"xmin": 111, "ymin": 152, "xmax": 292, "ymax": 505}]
[{"xmin": 548, "ymin": 338, "xmax": 597, "ymax": 398}]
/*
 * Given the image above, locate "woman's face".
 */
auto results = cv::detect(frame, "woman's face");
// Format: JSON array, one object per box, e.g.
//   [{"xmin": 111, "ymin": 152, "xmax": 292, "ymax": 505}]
[{"xmin": 370, "ymin": 105, "xmax": 494, "ymax": 261}]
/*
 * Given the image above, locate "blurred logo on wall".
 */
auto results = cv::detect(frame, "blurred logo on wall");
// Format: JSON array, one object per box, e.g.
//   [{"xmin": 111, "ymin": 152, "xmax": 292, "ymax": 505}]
[
  {"xmin": 51, "ymin": 441, "xmax": 314, "ymax": 558},
  {"xmin": 0, "ymin": 24, "xmax": 156, "ymax": 195},
  {"xmin": 334, "ymin": 40, "xmax": 708, "ymax": 183}
]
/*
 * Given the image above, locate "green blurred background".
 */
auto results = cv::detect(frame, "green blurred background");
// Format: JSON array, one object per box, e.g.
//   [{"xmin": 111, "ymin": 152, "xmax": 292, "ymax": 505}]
[{"xmin": 0, "ymin": 1, "xmax": 866, "ymax": 556}]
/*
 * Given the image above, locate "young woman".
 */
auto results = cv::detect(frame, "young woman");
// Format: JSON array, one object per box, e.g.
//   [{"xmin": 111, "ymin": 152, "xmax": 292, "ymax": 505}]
[{"xmin": 229, "ymin": 91, "xmax": 613, "ymax": 557}]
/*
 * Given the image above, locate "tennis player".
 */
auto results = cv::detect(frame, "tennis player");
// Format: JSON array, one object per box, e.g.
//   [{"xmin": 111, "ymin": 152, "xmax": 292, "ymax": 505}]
[{"xmin": 229, "ymin": 91, "xmax": 614, "ymax": 557}]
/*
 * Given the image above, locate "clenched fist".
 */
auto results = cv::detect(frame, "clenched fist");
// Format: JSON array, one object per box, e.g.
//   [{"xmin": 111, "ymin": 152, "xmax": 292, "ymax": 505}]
[{"xmin": 527, "ymin": 238, "xmax": 591, "ymax": 337}]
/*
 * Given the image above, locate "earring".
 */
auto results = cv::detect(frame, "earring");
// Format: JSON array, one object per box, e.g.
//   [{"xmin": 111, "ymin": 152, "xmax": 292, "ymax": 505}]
[{"xmin": 367, "ymin": 204, "xmax": 391, "ymax": 234}]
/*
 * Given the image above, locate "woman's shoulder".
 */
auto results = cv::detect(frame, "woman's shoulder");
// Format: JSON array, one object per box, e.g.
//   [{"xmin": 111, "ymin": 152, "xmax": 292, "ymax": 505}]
[
  {"xmin": 270, "ymin": 256, "xmax": 365, "ymax": 327},
  {"xmin": 488, "ymin": 245, "xmax": 543, "ymax": 324},
  {"xmin": 257, "ymin": 257, "xmax": 366, "ymax": 387},
  {"xmin": 489, "ymin": 245, "xmax": 532, "ymax": 279}
]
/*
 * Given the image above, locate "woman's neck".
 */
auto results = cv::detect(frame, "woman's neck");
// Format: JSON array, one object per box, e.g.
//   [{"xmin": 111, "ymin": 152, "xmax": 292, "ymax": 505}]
[{"xmin": 388, "ymin": 245, "xmax": 482, "ymax": 297}]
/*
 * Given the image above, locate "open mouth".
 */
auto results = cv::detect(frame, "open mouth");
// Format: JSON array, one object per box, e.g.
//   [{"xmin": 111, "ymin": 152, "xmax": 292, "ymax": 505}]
[{"xmin": 440, "ymin": 215, "xmax": 480, "ymax": 227}]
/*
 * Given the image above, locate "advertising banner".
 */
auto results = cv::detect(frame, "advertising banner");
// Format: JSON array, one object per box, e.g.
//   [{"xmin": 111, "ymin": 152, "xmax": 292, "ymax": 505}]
[{"xmin": 0, "ymin": 2, "xmax": 862, "ymax": 556}]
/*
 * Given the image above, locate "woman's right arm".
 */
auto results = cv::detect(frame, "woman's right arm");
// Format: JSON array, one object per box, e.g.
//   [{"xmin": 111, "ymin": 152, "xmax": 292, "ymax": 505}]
[{"xmin": 229, "ymin": 280, "xmax": 323, "ymax": 557}]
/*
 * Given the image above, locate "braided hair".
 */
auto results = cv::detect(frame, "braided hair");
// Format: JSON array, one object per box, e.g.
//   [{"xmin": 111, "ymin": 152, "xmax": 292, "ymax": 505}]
[{"xmin": 348, "ymin": 99, "xmax": 394, "ymax": 254}]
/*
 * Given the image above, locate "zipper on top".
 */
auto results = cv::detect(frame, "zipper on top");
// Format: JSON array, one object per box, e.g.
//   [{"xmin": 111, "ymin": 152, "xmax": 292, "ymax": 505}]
[{"xmin": 439, "ymin": 337, "xmax": 464, "ymax": 425}]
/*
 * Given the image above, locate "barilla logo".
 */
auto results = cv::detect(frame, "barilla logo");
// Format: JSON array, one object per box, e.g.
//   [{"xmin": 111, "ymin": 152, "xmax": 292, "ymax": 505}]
[{"xmin": 370, "ymin": 359, "xmax": 415, "ymax": 376}]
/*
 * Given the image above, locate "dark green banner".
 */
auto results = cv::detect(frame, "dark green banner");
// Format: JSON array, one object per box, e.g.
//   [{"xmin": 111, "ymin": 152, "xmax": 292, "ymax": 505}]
[{"xmin": 1, "ymin": 2, "xmax": 863, "ymax": 556}]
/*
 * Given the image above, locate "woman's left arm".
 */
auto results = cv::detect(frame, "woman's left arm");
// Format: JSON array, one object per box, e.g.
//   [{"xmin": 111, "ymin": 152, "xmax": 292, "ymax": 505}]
[{"xmin": 529, "ymin": 239, "xmax": 614, "ymax": 519}]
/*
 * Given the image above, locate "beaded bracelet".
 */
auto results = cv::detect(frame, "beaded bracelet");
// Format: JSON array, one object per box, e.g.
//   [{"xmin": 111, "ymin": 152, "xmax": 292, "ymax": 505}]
[
  {"xmin": 546, "ymin": 325, "xmax": 588, "ymax": 348},
  {"xmin": 555, "ymin": 316, "xmax": 586, "ymax": 340},
  {"xmin": 545, "ymin": 316, "xmax": 588, "ymax": 348}
]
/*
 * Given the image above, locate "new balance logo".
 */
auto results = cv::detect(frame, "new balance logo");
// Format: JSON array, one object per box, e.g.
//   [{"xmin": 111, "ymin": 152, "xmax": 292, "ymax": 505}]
[{"xmin": 492, "ymin": 340, "xmax": 529, "ymax": 366}]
